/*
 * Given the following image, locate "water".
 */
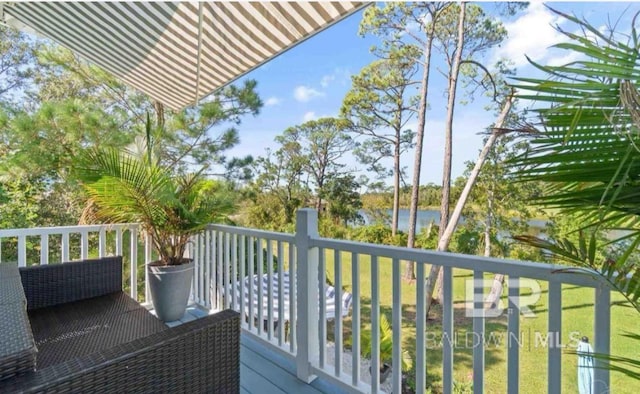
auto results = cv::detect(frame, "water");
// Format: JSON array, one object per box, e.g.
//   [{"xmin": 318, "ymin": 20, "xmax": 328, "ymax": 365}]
[
  {"xmin": 360, "ymin": 208, "xmax": 546, "ymax": 234},
  {"xmin": 360, "ymin": 208, "xmax": 455, "ymax": 233}
]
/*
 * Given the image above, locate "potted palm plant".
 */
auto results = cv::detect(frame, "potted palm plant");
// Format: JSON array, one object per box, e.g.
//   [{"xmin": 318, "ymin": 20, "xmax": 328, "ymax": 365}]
[{"xmin": 75, "ymin": 133, "xmax": 233, "ymax": 322}]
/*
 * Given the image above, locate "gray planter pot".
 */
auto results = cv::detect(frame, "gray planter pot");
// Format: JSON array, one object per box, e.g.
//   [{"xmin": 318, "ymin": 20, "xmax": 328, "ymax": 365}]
[{"xmin": 147, "ymin": 260, "xmax": 194, "ymax": 322}]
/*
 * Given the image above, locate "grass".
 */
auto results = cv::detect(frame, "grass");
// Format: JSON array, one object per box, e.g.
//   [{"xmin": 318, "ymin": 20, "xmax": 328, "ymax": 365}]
[{"xmin": 321, "ymin": 250, "xmax": 639, "ymax": 393}]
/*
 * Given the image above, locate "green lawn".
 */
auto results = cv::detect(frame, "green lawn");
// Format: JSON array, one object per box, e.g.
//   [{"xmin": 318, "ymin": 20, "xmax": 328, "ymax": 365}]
[{"xmin": 322, "ymin": 251, "xmax": 639, "ymax": 393}]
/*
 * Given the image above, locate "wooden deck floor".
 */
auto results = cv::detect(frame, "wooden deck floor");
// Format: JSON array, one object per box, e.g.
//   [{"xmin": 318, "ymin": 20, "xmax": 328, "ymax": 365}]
[{"xmin": 166, "ymin": 305, "xmax": 346, "ymax": 394}]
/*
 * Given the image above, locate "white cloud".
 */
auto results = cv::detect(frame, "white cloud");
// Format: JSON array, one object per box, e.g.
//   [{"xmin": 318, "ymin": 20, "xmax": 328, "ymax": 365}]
[
  {"xmin": 320, "ymin": 74, "xmax": 335, "ymax": 88},
  {"xmin": 264, "ymin": 96, "xmax": 281, "ymax": 106},
  {"xmin": 302, "ymin": 111, "xmax": 317, "ymax": 122},
  {"xmin": 493, "ymin": 3, "xmax": 567, "ymax": 68},
  {"xmin": 293, "ymin": 86, "xmax": 324, "ymax": 102}
]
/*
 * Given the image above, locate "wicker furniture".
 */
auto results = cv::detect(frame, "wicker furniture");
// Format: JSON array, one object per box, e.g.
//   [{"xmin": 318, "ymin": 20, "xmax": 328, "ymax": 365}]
[{"xmin": 0, "ymin": 257, "xmax": 240, "ymax": 393}]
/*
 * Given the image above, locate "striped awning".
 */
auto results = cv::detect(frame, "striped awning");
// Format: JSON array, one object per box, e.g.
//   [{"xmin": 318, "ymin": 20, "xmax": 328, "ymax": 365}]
[{"xmin": 2, "ymin": 2, "xmax": 366, "ymax": 110}]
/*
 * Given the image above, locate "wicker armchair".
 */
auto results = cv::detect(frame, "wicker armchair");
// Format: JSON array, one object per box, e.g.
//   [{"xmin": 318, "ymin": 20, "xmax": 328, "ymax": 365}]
[{"xmin": 0, "ymin": 257, "xmax": 240, "ymax": 393}]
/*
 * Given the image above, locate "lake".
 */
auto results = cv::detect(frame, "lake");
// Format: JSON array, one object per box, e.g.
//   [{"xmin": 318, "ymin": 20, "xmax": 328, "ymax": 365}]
[{"xmin": 360, "ymin": 208, "xmax": 547, "ymax": 234}]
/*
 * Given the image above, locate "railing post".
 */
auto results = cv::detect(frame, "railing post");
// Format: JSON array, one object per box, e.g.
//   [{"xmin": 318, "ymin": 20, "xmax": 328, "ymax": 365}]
[{"xmin": 295, "ymin": 209, "xmax": 319, "ymax": 383}]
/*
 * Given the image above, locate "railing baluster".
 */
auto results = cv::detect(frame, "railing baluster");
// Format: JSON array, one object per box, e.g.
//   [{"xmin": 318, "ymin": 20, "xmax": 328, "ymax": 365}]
[
  {"xmin": 334, "ymin": 249, "xmax": 342, "ymax": 377},
  {"xmin": 130, "ymin": 227, "xmax": 138, "ymax": 300},
  {"xmin": 115, "ymin": 228, "xmax": 122, "ymax": 258},
  {"xmin": 18, "ymin": 235, "xmax": 26, "ymax": 267},
  {"xmin": 99, "ymin": 228, "xmax": 106, "ymax": 258},
  {"xmin": 278, "ymin": 240, "xmax": 285, "ymax": 346},
  {"xmin": 267, "ymin": 239, "xmax": 274, "ymax": 340},
  {"xmin": 416, "ymin": 262, "xmax": 427, "ymax": 394},
  {"xmin": 257, "ymin": 237, "xmax": 264, "ymax": 335},
  {"xmin": 197, "ymin": 233, "xmax": 203, "ymax": 304},
  {"xmin": 289, "ymin": 242, "xmax": 296, "ymax": 353},
  {"xmin": 232, "ymin": 233, "xmax": 238, "ymax": 310},
  {"xmin": 239, "ymin": 234, "xmax": 246, "ymax": 329},
  {"xmin": 144, "ymin": 232, "xmax": 152, "ymax": 303},
  {"xmin": 224, "ymin": 232, "xmax": 231, "ymax": 310},
  {"xmin": 548, "ymin": 281, "xmax": 562, "ymax": 394},
  {"xmin": 507, "ymin": 276, "xmax": 520, "ymax": 394},
  {"xmin": 248, "ymin": 236, "xmax": 255, "ymax": 331},
  {"xmin": 200, "ymin": 232, "xmax": 206, "ymax": 304},
  {"xmin": 204, "ymin": 230, "xmax": 211, "ymax": 309},
  {"xmin": 391, "ymin": 258, "xmax": 402, "ymax": 394},
  {"xmin": 81, "ymin": 230, "xmax": 89, "ymax": 260},
  {"xmin": 318, "ymin": 247, "xmax": 326, "ymax": 366},
  {"xmin": 277, "ymin": 241, "xmax": 284, "ymax": 346},
  {"xmin": 212, "ymin": 231, "xmax": 218, "ymax": 310},
  {"xmin": 216, "ymin": 231, "xmax": 225, "ymax": 310},
  {"xmin": 40, "ymin": 234, "xmax": 49, "ymax": 265},
  {"xmin": 370, "ymin": 255, "xmax": 380, "ymax": 393},
  {"xmin": 442, "ymin": 265, "xmax": 453, "ymax": 393},
  {"xmin": 61, "ymin": 232, "xmax": 69, "ymax": 263},
  {"xmin": 473, "ymin": 270, "xmax": 484, "ymax": 394},
  {"xmin": 351, "ymin": 252, "xmax": 361, "ymax": 386},
  {"xmin": 193, "ymin": 234, "xmax": 200, "ymax": 305},
  {"xmin": 594, "ymin": 284, "xmax": 611, "ymax": 393}
]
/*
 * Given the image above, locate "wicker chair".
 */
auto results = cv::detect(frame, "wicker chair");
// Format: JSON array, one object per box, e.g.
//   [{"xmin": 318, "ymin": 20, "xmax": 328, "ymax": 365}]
[{"xmin": 0, "ymin": 256, "xmax": 240, "ymax": 393}]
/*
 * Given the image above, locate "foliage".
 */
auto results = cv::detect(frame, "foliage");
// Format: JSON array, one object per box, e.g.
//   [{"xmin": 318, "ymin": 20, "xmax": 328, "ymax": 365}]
[
  {"xmin": 75, "ymin": 145, "xmax": 234, "ymax": 265},
  {"xmin": 323, "ymin": 174, "xmax": 363, "ymax": 226},
  {"xmin": 458, "ymin": 135, "xmax": 541, "ymax": 259},
  {"xmin": 276, "ymin": 117, "xmax": 354, "ymax": 211},
  {"xmin": 350, "ymin": 224, "xmax": 407, "ymax": 247},
  {"xmin": 1, "ymin": 33, "xmax": 258, "ymax": 234},
  {"xmin": 354, "ymin": 314, "xmax": 413, "ymax": 372},
  {"xmin": 246, "ymin": 146, "xmax": 309, "ymax": 229},
  {"xmin": 511, "ymin": 7, "xmax": 640, "ymax": 379},
  {"xmin": 341, "ymin": 48, "xmax": 418, "ymax": 237},
  {"xmin": 0, "ymin": 25, "xmax": 36, "ymax": 105}
]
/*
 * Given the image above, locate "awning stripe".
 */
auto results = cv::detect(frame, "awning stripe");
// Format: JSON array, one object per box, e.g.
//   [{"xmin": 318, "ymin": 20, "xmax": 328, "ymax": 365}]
[
  {"xmin": 12, "ymin": 3, "xmax": 193, "ymax": 107},
  {"xmin": 4, "ymin": 1, "xmax": 368, "ymax": 110}
]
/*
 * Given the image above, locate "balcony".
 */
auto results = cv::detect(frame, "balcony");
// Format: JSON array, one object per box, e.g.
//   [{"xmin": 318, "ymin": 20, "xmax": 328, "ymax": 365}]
[{"xmin": 0, "ymin": 209, "xmax": 621, "ymax": 393}]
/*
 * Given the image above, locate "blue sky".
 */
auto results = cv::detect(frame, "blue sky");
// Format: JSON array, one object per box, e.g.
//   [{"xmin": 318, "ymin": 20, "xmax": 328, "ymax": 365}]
[{"xmin": 226, "ymin": 2, "xmax": 636, "ymax": 187}]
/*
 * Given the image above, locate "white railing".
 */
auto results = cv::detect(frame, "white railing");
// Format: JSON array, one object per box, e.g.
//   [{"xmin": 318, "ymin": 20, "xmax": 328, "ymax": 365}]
[
  {"xmin": 0, "ymin": 223, "xmax": 151, "ymax": 303},
  {"xmin": 192, "ymin": 223, "xmax": 298, "ymax": 359},
  {"xmin": 1, "ymin": 211, "xmax": 614, "ymax": 394},
  {"xmin": 196, "ymin": 209, "xmax": 613, "ymax": 394}
]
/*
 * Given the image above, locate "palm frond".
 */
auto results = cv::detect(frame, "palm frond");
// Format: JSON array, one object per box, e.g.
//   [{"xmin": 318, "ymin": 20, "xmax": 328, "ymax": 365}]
[{"xmin": 510, "ymin": 8, "xmax": 640, "ymax": 381}]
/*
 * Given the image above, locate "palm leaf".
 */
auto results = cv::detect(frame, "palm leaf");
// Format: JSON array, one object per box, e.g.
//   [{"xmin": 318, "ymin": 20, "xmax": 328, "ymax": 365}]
[
  {"xmin": 74, "ymin": 147, "xmax": 234, "ymax": 264},
  {"xmin": 510, "ymin": 7, "xmax": 640, "ymax": 381}
]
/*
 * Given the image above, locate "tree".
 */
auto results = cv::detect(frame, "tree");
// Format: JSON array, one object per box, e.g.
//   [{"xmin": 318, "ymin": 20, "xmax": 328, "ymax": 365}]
[
  {"xmin": 277, "ymin": 118, "xmax": 353, "ymax": 213},
  {"xmin": 1, "ymin": 41, "xmax": 261, "ymax": 230},
  {"xmin": 511, "ymin": 8, "xmax": 640, "ymax": 379},
  {"xmin": 248, "ymin": 146, "xmax": 308, "ymax": 230},
  {"xmin": 461, "ymin": 134, "xmax": 540, "ymax": 307},
  {"xmin": 0, "ymin": 25, "xmax": 36, "ymax": 105},
  {"xmin": 342, "ymin": 48, "xmax": 419, "ymax": 236},
  {"xmin": 324, "ymin": 174, "xmax": 363, "ymax": 226},
  {"xmin": 359, "ymin": 1, "xmax": 450, "ymax": 280},
  {"xmin": 31, "ymin": 46, "xmax": 262, "ymax": 176}
]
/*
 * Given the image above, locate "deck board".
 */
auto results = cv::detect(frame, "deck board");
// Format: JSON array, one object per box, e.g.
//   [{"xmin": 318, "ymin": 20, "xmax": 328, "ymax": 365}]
[
  {"xmin": 241, "ymin": 337, "xmax": 323, "ymax": 394},
  {"xmin": 240, "ymin": 363, "xmax": 287, "ymax": 394}
]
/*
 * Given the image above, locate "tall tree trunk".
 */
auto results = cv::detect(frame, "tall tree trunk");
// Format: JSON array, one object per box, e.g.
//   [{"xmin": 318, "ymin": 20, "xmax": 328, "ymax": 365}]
[
  {"xmin": 484, "ymin": 188, "xmax": 493, "ymax": 257},
  {"xmin": 431, "ymin": 3, "xmax": 466, "ymax": 301},
  {"xmin": 424, "ymin": 93, "xmax": 514, "ymax": 314},
  {"xmin": 484, "ymin": 184, "xmax": 506, "ymax": 309},
  {"xmin": 404, "ymin": 15, "xmax": 437, "ymax": 281},
  {"xmin": 392, "ymin": 141, "xmax": 401, "ymax": 237}
]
